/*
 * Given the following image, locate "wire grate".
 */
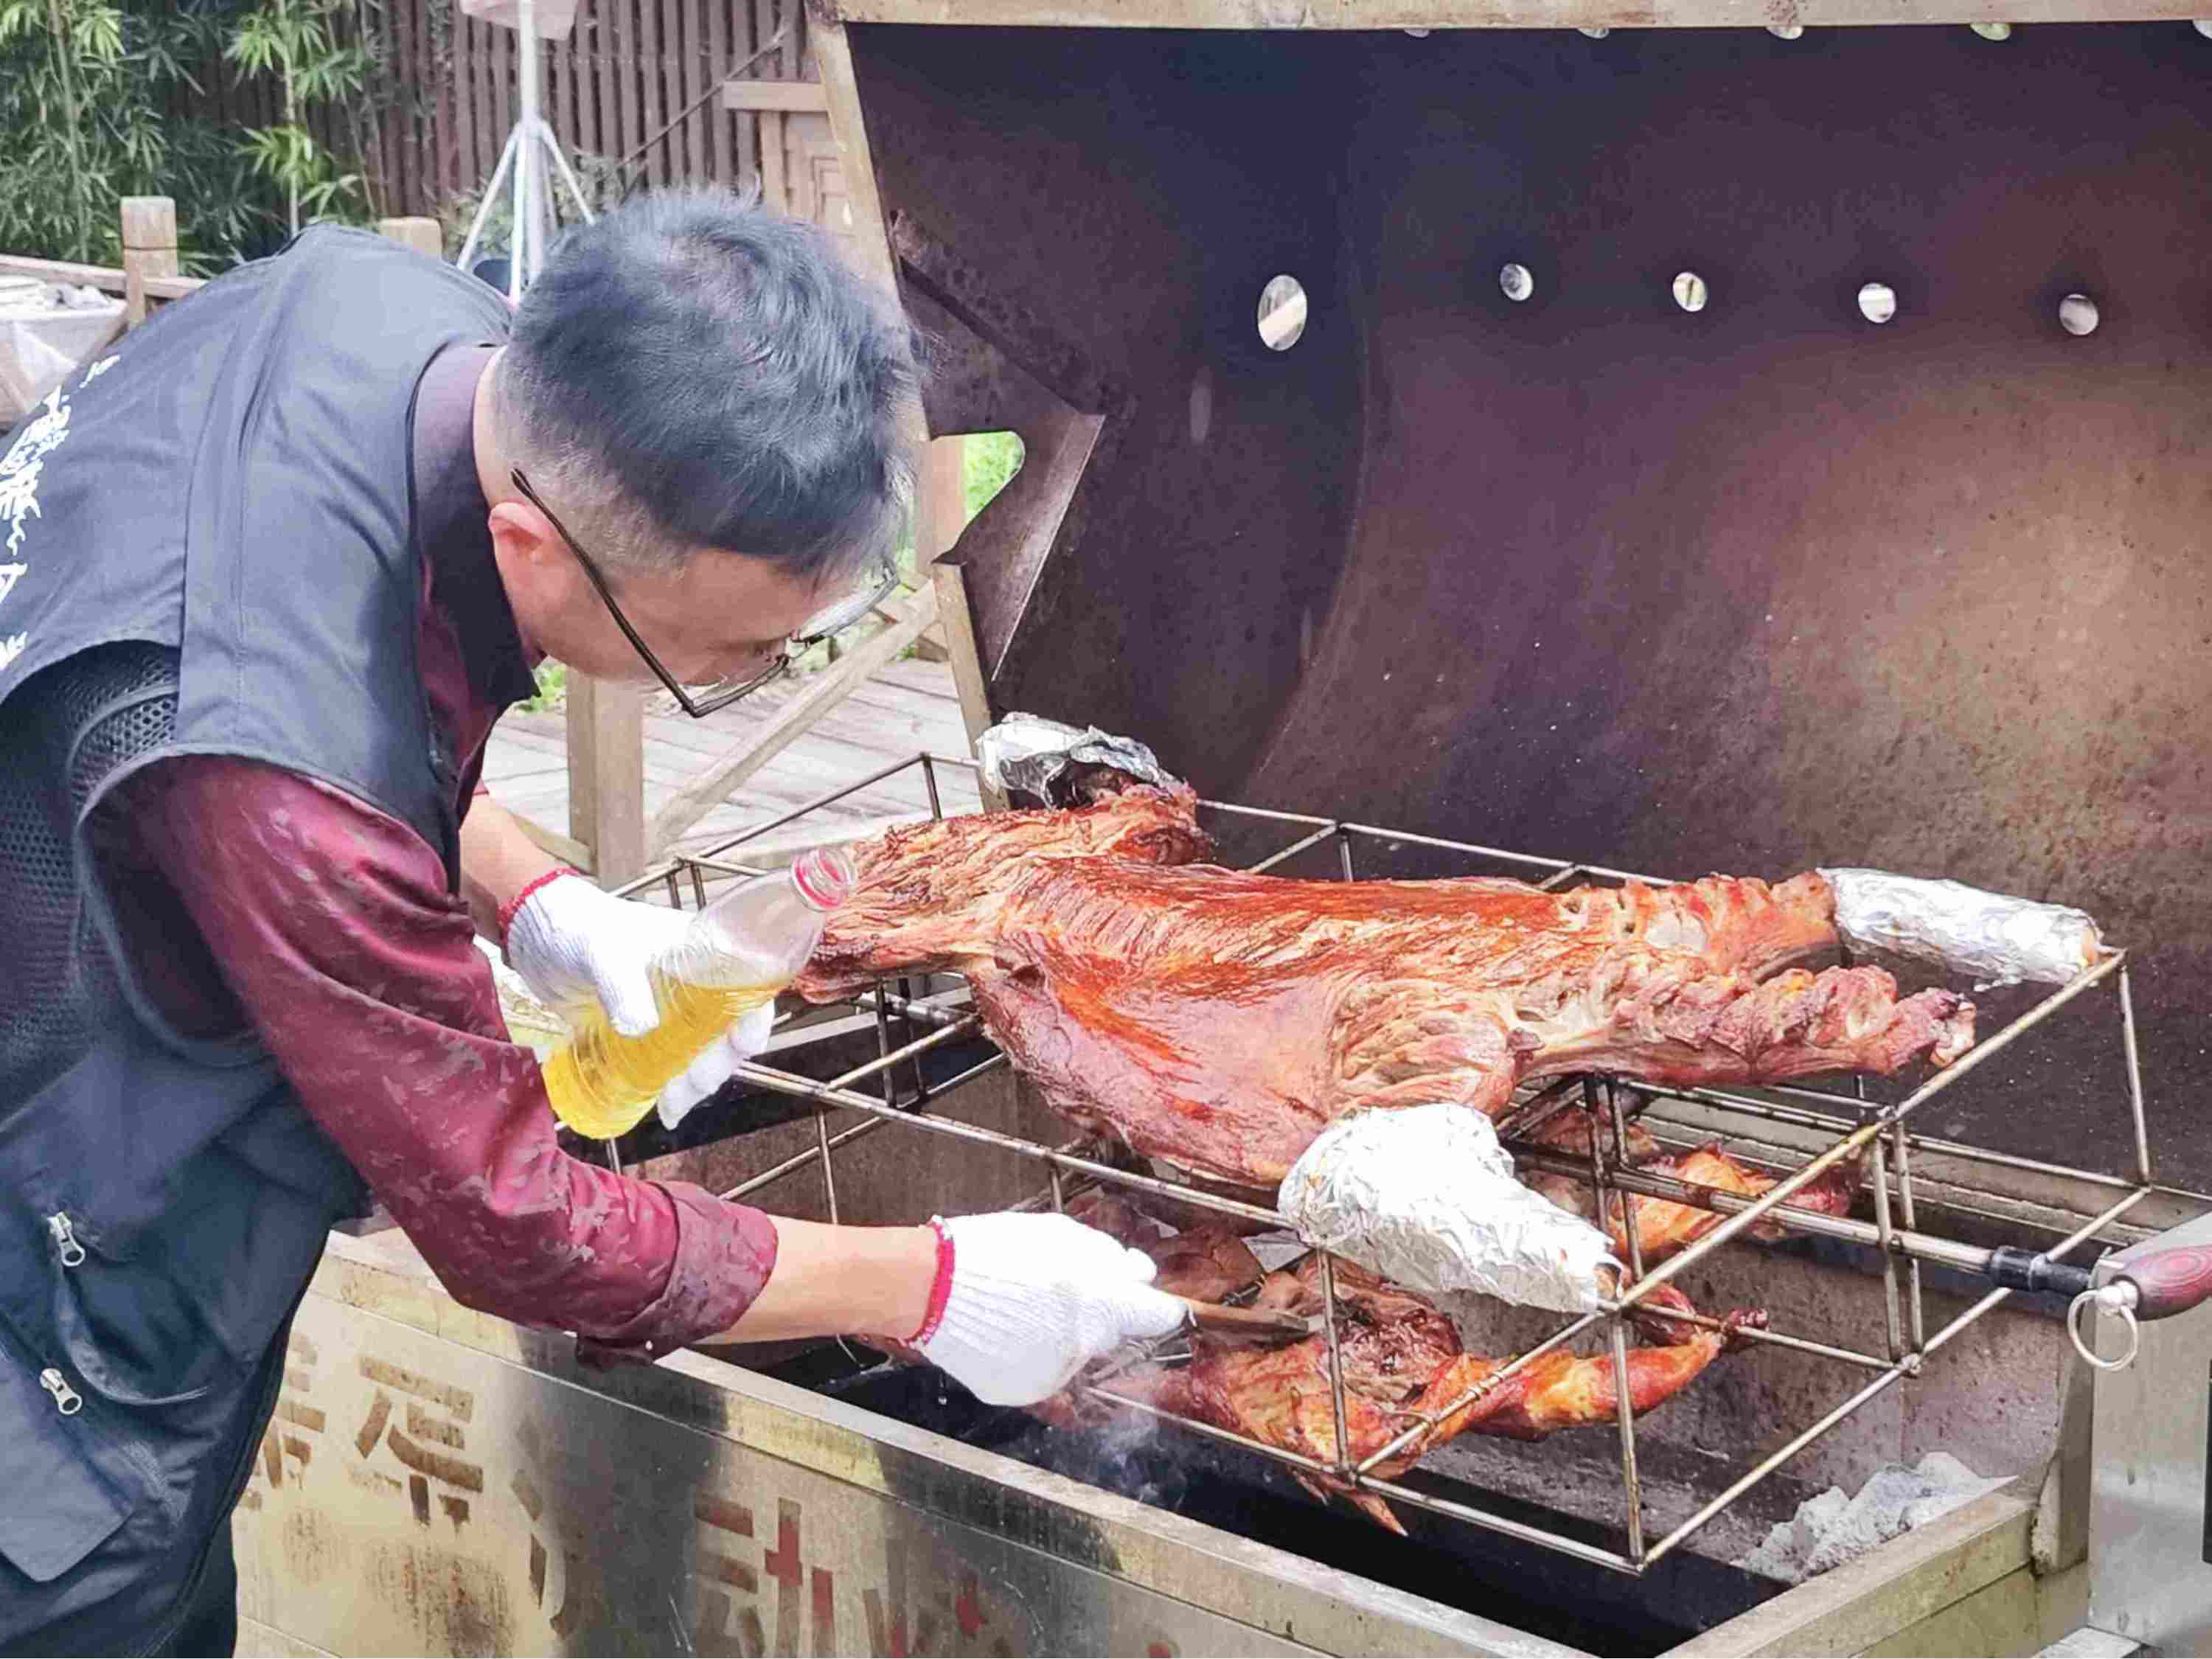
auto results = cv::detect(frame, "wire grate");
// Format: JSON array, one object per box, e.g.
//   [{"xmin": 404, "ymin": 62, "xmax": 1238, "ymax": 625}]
[{"xmin": 614, "ymin": 750, "xmax": 2170, "ymax": 1576}]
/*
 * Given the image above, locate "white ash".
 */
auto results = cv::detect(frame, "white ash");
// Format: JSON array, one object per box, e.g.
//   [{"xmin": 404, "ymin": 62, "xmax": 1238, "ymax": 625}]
[{"xmin": 1735, "ymin": 1451, "xmax": 2012, "ymax": 1585}]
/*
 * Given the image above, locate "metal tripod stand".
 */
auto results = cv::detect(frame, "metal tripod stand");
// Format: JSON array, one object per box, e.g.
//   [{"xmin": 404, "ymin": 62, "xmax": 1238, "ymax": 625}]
[{"xmin": 454, "ymin": 0, "xmax": 595, "ymax": 300}]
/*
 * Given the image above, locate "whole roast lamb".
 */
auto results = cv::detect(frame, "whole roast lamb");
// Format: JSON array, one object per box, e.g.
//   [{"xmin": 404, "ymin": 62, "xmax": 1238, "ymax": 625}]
[{"xmin": 799, "ymin": 778, "xmax": 1975, "ymax": 1192}]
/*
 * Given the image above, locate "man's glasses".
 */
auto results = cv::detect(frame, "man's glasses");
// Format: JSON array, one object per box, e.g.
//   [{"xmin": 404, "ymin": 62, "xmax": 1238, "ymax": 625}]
[{"xmin": 512, "ymin": 468, "xmax": 901, "ymax": 719}]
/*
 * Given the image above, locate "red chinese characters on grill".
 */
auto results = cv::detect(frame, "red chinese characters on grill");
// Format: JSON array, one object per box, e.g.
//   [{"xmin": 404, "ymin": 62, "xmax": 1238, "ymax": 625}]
[{"xmin": 798, "ymin": 785, "xmax": 1975, "ymax": 1191}]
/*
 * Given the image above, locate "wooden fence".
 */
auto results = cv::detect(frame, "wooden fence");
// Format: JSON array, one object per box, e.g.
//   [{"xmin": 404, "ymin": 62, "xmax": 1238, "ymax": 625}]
[{"xmin": 366, "ymin": 0, "xmax": 821, "ymax": 223}]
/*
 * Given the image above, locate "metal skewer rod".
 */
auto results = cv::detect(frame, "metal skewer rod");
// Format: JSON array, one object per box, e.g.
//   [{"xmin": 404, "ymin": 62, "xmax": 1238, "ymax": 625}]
[
  {"xmin": 1598, "ymin": 1302, "xmax": 1892, "ymax": 1371},
  {"xmin": 1589, "ymin": 944, "xmax": 2121, "ymax": 1325},
  {"xmin": 1882, "ymin": 953, "xmax": 2125, "ymax": 1124},
  {"xmin": 1194, "ymin": 799, "xmax": 1334, "ymax": 828},
  {"xmin": 698, "ymin": 752, "xmax": 933, "ymax": 861},
  {"xmin": 1354, "ymin": 1310, "xmax": 1607, "ymax": 1475},
  {"xmin": 1075, "ymin": 1384, "xmax": 1642, "ymax": 1575},
  {"xmin": 1641, "ymin": 1182, "xmax": 2154, "ymax": 1568},
  {"xmin": 1869, "ymin": 1134, "xmax": 1905, "ymax": 1362},
  {"xmin": 1318, "ymin": 1254, "xmax": 1356, "ymax": 1484},
  {"xmin": 1893, "ymin": 1121, "xmax": 1927, "ymax": 1354},
  {"xmin": 919, "ymin": 752, "xmax": 943, "ymax": 821},
  {"xmin": 1247, "ymin": 824, "xmax": 1342, "ymax": 874},
  {"xmin": 1661, "ymin": 1084, "xmax": 2166, "ymax": 1193},
  {"xmin": 1506, "ymin": 1144, "xmax": 1999, "ymax": 1276},
  {"xmin": 1592, "ymin": 1079, "xmax": 1645, "ymax": 1564},
  {"xmin": 2121, "ymin": 963, "xmax": 2154, "ymax": 1186},
  {"xmin": 717, "ymin": 1061, "xmax": 1006, "ymax": 1201},
  {"xmin": 731, "ymin": 1055, "xmax": 1285, "ymax": 1226}
]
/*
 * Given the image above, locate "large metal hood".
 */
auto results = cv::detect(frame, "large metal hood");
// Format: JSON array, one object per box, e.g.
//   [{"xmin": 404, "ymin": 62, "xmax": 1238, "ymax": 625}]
[{"xmin": 813, "ymin": 13, "xmax": 2212, "ymax": 1182}]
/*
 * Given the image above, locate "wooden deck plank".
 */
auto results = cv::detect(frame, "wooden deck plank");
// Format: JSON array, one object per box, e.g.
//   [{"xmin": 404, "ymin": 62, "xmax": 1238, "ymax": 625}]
[{"xmin": 481, "ymin": 658, "xmax": 983, "ymax": 865}]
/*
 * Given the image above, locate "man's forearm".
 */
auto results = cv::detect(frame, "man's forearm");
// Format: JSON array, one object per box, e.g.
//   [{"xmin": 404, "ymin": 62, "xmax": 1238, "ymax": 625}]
[
  {"xmin": 459, "ymin": 793, "xmax": 569, "ymax": 937},
  {"xmin": 712, "ymin": 1219, "xmax": 938, "ymax": 1343}
]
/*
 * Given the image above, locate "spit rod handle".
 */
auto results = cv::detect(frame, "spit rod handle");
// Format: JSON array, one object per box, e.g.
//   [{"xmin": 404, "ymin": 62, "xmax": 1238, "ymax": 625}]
[
  {"xmin": 2110, "ymin": 1242, "xmax": 2212, "ymax": 1321},
  {"xmin": 1175, "ymin": 1295, "xmax": 1315, "ymax": 1340}
]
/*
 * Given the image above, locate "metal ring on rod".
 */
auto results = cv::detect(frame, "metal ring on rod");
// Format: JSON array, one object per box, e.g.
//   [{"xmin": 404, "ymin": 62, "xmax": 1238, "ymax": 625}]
[{"xmin": 2067, "ymin": 1287, "xmax": 2140, "ymax": 1371}]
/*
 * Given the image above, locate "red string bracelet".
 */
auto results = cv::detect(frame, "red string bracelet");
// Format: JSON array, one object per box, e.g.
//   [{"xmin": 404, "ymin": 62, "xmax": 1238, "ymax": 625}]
[
  {"xmin": 910, "ymin": 1217, "xmax": 956, "ymax": 1346},
  {"xmin": 497, "ymin": 867, "xmax": 574, "ymax": 950}
]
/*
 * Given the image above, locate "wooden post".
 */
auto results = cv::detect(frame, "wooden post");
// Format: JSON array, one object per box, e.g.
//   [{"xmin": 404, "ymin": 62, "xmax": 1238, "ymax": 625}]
[
  {"xmin": 377, "ymin": 216, "xmax": 445, "ymax": 259},
  {"xmin": 908, "ymin": 434, "xmax": 966, "ymax": 661},
  {"xmin": 929, "ymin": 558, "xmax": 1006, "ymax": 812},
  {"xmin": 118, "ymin": 197, "xmax": 177, "ymax": 330},
  {"xmin": 566, "ymin": 675, "xmax": 647, "ymax": 884}
]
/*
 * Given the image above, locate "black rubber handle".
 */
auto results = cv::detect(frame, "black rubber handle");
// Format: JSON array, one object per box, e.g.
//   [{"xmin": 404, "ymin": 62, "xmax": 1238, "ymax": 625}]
[{"xmin": 1986, "ymin": 1246, "xmax": 2095, "ymax": 1300}]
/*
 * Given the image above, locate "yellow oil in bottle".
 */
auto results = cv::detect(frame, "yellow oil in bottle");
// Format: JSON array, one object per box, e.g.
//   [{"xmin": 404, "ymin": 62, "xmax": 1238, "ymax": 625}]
[{"xmin": 541, "ymin": 970, "xmax": 781, "ymax": 1138}]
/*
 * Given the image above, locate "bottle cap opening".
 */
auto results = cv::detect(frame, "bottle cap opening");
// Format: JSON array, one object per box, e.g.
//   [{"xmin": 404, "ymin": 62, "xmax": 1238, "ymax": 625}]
[{"xmin": 792, "ymin": 846, "xmax": 858, "ymax": 911}]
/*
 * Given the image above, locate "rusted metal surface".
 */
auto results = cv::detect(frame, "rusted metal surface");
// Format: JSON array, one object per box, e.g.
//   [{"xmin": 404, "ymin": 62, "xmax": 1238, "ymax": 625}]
[{"xmin": 844, "ymin": 20, "xmax": 2212, "ymax": 1183}]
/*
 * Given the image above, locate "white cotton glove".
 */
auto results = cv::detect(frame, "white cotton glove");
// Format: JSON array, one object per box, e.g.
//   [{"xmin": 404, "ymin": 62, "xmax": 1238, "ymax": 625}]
[
  {"xmin": 915, "ymin": 1213, "xmax": 1189, "ymax": 1407},
  {"xmin": 656, "ymin": 1002, "xmax": 776, "ymax": 1130},
  {"xmin": 503, "ymin": 872, "xmax": 776, "ymax": 1128},
  {"xmin": 504, "ymin": 872, "xmax": 689, "ymax": 1034}
]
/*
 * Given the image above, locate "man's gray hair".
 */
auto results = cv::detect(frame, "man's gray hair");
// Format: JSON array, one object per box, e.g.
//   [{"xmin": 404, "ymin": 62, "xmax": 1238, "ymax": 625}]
[{"xmin": 494, "ymin": 187, "xmax": 921, "ymax": 585}]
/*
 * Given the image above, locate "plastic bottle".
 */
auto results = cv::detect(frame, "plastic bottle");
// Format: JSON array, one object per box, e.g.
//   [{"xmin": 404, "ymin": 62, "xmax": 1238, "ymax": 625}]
[{"xmin": 541, "ymin": 847, "xmax": 857, "ymax": 1138}]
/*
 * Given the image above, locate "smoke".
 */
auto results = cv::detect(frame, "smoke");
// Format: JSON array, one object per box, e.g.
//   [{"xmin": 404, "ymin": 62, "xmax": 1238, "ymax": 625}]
[
  {"xmin": 1022, "ymin": 1386, "xmax": 1191, "ymax": 1512},
  {"xmin": 1089, "ymin": 1406, "xmax": 1190, "ymax": 1511}
]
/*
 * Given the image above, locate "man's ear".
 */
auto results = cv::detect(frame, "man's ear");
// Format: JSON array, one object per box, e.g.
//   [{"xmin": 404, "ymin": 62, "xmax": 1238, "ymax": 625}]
[{"xmin": 487, "ymin": 499, "xmax": 559, "ymax": 570}]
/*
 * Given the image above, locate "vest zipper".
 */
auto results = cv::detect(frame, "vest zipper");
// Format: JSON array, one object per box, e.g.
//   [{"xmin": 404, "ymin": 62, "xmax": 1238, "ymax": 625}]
[
  {"xmin": 39, "ymin": 1366, "xmax": 83, "ymax": 1416},
  {"xmin": 47, "ymin": 1211, "xmax": 87, "ymax": 1267}
]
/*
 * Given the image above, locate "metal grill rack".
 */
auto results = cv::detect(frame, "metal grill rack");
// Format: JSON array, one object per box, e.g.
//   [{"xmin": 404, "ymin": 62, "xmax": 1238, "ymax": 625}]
[{"xmin": 611, "ymin": 751, "xmax": 2162, "ymax": 1577}]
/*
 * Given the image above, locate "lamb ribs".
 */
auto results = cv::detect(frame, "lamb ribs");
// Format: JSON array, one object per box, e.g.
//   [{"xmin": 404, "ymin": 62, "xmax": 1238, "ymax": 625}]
[{"xmin": 798, "ymin": 783, "xmax": 1974, "ymax": 1189}]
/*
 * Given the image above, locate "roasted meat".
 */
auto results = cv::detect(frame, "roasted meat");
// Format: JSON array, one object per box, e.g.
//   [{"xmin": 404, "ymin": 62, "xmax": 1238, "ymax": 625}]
[
  {"xmin": 1057, "ymin": 1219, "xmax": 1763, "ymax": 1533},
  {"xmin": 1523, "ymin": 1107, "xmax": 1863, "ymax": 1263},
  {"xmin": 798, "ymin": 787, "xmax": 1975, "ymax": 1189},
  {"xmin": 801, "ymin": 782, "xmax": 1215, "ymax": 997}
]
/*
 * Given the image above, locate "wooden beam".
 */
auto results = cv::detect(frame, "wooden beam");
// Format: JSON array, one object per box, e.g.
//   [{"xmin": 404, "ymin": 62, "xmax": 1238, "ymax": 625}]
[
  {"xmin": 566, "ymin": 675, "xmax": 648, "ymax": 884},
  {"xmin": 377, "ymin": 216, "xmax": 445, "ymax": 258},
  {"xmin": 509, "ymin": 812, "xmax": 597, "ymax": 874},
  {"xmin": 647, "ymin": 586, "xmax": 940, "ymax": 856},
  {"xmin": 0, "ymin": 347, "xmax": 39, "ymax": 422},
  {"xmin": 0, "ymin": 254, "xmax": 126, "ymax": 293},
  {"xmin": 717, "ymin": 79, "xmax": 830, "ymax": 113},
  {"xmin": 805, "ymin": 18, "xmax": 898, "ymax": 294},
  {"xmin": 119, "ymin": 197, "xmax": 177, "ymax": 329},
  {"xmin": 909, "ymin": 434, "xmax": 966, "ymax": 661},
  {"xmin": 912, "ymin": 433, "xmax": 967, "ymax": 565},
  {"xmin": 928, "ymin": 558, "xmax": 1006, "ymax": 812}
]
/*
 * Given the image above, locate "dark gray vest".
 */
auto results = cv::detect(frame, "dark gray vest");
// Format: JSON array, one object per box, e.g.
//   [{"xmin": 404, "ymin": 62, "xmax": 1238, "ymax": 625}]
[{"xmin": 0, "ymin": 226, "xmax": 510, "ymax": 1654}]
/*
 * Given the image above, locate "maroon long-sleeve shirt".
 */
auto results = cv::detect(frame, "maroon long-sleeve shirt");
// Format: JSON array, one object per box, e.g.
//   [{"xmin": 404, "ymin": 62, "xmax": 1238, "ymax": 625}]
[{"xmin": 91, "ymin": 343, "xmax": 777, "ymax": 1357}]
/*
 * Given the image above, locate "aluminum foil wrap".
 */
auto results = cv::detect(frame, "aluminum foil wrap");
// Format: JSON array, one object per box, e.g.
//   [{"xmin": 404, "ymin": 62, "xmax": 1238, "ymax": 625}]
[
  {"xmin": 1279, "ymin": 1104, "xmax": 1619, "ymax": 1313},
  {"xmin": 1818, "ymin": 868, "xmax": 2104, "ymax": 988},
  {"xmin": 975, "ymin": 712, "xmax": 1180, "ymax": 805}
]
